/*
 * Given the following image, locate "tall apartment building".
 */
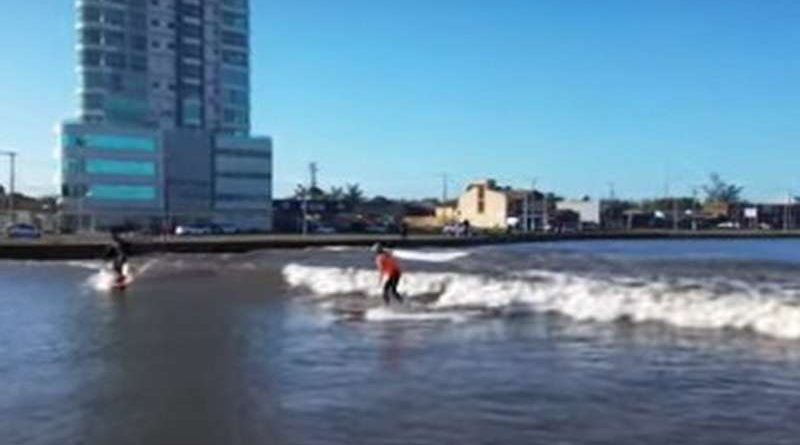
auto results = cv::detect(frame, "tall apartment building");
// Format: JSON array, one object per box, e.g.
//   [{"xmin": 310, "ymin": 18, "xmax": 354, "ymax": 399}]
[{"xmin": 60, "ymin": 0, "xmax": 272, "ymax": 232}]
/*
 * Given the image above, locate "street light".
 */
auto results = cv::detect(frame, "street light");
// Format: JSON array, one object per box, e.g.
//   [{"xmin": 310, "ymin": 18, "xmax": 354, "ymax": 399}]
[{"xmin": 0, "ymin": 150, "xmax": 17, "ymax": 224}]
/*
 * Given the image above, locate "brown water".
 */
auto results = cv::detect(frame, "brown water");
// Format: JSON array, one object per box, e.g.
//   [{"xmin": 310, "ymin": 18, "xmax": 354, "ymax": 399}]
[{"xmin": 3, "ymin": 241, "xmax": 800, "ymax": 444}]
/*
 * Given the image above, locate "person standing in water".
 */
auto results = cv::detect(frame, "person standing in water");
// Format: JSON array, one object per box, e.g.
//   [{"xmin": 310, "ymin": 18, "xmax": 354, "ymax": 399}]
[
  {"xmin": 105, "ymin": 230, "xmax": 132, "ymax": 284},
  {"xmin": 372, "ymin": 243, "xmax": 404, "ymax": 305}
]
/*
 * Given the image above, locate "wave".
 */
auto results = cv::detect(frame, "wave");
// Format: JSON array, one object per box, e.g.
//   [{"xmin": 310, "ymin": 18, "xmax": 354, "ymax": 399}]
[
  {"xmin": 282, "ymin": 263, "xmax": 800, "ymax": 339},
  {"xmin": 392, "ymin": 249, "xmax": 471, "ymax": 263}
]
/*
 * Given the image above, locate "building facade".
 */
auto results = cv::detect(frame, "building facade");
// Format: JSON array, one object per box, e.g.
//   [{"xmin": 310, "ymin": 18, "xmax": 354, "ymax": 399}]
[
  {"xmin": 60, "ymin": 0, "xmax": 271, "ymax": 232},
  {"xmin": 456, "ymin": 179, "xmax": 547, "ymax": 231}
]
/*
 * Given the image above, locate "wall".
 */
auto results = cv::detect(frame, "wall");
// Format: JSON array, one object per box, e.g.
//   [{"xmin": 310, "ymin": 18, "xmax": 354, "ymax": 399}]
[{"xmin": 457, "ymin": 185, "xmax": 509, "ymax": 229}]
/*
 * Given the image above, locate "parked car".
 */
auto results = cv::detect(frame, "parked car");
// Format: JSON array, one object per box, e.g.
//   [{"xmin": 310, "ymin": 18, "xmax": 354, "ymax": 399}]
[
  {"xmin": 716, "ymin": 221, "xmax": 740, "ymax": 229},
  {"xmin": 312, "ymin": 224, "xmax": 337, "ymax": 234},
  {"xmin": 211, "ymin": 223, "xmax": 240, "ymax": 235},
  {"xmin": 174, "ymin": 224, "xmax": 213, "ymax": 236},
  {"xmin": 5, "ymin": 224, "xmax": 42, "ymax": 239}
]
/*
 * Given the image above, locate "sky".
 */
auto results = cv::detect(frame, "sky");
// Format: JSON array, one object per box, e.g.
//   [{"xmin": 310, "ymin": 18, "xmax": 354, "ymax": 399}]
[{"xmin": 0, "ymin": 0, "xmax": 798, "ymax": 201}]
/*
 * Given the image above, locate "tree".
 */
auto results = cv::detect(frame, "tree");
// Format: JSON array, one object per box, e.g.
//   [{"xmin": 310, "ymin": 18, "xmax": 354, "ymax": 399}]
[
  {"xmin": 293, "ymin": 184, "xmax": 308, "ymax": 199},
  {"xmin": 702, "ymin": 173, "xmax": 743, "ymax": 203},
  {"xmin": 328, "ymin": 186, "xmax": 345, "ymax": 201},
  {"xmin": 345, "ymin": 183, "xmax": 365, "ymax": 205}
]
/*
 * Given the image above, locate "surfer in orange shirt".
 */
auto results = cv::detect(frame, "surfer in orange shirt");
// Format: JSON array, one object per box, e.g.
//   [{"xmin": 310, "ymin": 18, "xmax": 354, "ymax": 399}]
[{"xmin": 372, "ymin": 243, "xmax": 404, "ymax": 305}]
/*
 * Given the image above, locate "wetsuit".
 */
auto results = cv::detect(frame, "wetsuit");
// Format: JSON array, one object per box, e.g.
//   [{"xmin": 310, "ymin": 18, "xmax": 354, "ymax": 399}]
[
  {"xmin": 376, "ymin": 252, "xmax": 403, "ymax": 304},
  {"xmin": 105, "ymin": 234, "xmax": 131, "ymax": 280}
]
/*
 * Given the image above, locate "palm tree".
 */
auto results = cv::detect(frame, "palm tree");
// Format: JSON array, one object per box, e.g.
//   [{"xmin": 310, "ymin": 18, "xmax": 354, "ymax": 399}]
[
  {"xmin": 345, "ymin": 183, "xmax": 364, "ymax": 205},
  {"xmin": 294, "ymin": 184, "xmax": 308, "ymax": 199},
  {"xmin": 702, "ymin": 173, "xmax": 743, "ymax": 203},
  {"xmin": 328, "ymin": 186, "xmax": 345, "ymax": 201}
]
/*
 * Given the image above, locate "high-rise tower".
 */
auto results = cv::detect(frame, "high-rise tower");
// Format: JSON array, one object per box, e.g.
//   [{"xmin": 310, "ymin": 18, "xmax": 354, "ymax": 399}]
[{"xmin": 61, "ymin": 0, "xmax": 272, "ymax": 232}]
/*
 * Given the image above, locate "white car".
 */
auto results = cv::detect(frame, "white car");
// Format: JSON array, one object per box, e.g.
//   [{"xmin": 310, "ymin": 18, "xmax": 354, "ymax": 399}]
[
  {"xmin": 716, "ymin": 221, "xmax": 740, "ymax": 229},
  {"xmin": 174, "ymin": 224, "xmax": 213, "ymax": 236}
]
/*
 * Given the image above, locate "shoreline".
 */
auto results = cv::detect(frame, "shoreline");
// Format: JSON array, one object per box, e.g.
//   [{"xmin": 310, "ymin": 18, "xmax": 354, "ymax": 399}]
[{"xmin": 3, "ymin": 230, "xmax": 800, "ymax": 260}]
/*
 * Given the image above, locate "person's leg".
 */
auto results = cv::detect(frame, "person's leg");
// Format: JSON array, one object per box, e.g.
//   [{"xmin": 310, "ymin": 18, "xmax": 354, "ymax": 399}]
[
  {"xmin": 382, "ymin": 279, "xmax": 392, "ymax": 305},
  {"xmin": 390, "ymin": 274, "xmax": 403, "ymax": 303}
]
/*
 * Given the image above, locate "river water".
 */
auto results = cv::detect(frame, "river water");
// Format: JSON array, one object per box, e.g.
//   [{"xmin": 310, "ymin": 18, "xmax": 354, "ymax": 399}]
[{"xmin": 2, "ymin": 239, "xmax": 800, "ymax": 444}]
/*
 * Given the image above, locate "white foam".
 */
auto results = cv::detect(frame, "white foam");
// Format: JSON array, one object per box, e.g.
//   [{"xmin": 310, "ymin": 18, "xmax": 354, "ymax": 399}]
[
  {"xmin": 392, "ymin": 249, "xmax": 470, "ymax": 263},
  {"xmin": 364, "ymin": 307, "xmax": 470, "ymax": 323},
  {"xmin": 282, "ymin": 263, "xmax": 800, "ymax": 340}
]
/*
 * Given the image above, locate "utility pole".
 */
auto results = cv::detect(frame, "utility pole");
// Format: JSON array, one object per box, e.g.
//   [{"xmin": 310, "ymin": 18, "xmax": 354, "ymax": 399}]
[
  {"xmin": 528, "ymin": 178, "xmax": 537, "ymax": 232},
  {"xmin": 784, "ymin": 191, "xmax": 792, "ymax": 232},
  {"xmin": 0, "ymin": 151, "xmax": 17, "ymax": 224},
  {"xmin": 691, "ymin": 187, "xmax": 699, "ymax": 231},
  {"xmin": 310, "ymin": 162, "xmax": 318, "ymax": 190},
  {"xmin": 672, "ymin": 197, "xmax": 679, "ymax": 231},
  {"xmin": 302, "ymin": 162, "xmax": 317, "ymax": 236},
  {"xmin": 441, "ymin": 173, "xmax": 449, "ymax": 203}
]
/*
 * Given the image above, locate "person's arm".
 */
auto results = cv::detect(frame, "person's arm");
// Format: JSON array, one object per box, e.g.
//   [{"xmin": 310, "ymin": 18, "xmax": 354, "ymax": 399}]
[{"xmin": 376, "ymin": 256, "xmax": 385, "ymax": 287}]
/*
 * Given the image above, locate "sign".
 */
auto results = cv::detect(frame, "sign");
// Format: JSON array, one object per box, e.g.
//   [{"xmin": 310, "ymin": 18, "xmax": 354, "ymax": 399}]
[{"xmin": 744, "ymin": 208, "xmax": 758, "ymax": 219}]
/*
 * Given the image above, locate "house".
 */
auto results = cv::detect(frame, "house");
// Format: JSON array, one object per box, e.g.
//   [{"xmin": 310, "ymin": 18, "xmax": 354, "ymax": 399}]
[
  {"xmin": 556, "ymin": 199, "xmax": 602, "ymax": 229},
  {"xmin": 456, "ymin": 179, "xmax": 548, "ymax": 231}
]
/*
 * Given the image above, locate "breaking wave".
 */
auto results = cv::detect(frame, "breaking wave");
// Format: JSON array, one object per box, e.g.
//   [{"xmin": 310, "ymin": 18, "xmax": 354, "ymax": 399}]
[{"xmin": 283, "ymin": 263, "xmax": 800, "ymax": 339}]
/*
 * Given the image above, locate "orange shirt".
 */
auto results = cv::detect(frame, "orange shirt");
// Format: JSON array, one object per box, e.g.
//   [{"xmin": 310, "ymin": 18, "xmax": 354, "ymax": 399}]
[{"xmin": 376, "ymin": 253, "xmax": 402, "ymax": 277}]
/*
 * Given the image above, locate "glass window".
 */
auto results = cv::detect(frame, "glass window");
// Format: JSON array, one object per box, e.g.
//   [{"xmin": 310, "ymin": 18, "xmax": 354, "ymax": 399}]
[
  {"xmin": 223, "ymin": 88, "xmax": 248, "ymax": 106},
  {"xmin": 65, "ymin": 134, "xmax": 156, "ymax": 152},
  {"xmin": 221, "ymin": 31, "xmax": 247, "ymax": 47},
  {"xmin": 222, "ymin": 11, "xmax": 247, "ymax": 29},
  {"xmin": 221, "ymin": 68, "xmax": 248, "ymax": 87},
  {"xmin": 216, "ymin": 177, "xmax": 268, "ymax": 196},
  {"xmin": 89, "ymin": 185, "xmax": 156, "ymax": 201},
  {"xmin": 216, "ymin": 156, "xmax": 269, "ymax": 175},
  {"xmin": 86, "ymin": 159, "xmax": 155, "ymax": 176},
  {"xmin": 182, "ymin": 98, "xmax": 203, "ymax": 126},
  {"xmin": 222, "ymin": 50, "xmax": 248, "ymax": 67}
]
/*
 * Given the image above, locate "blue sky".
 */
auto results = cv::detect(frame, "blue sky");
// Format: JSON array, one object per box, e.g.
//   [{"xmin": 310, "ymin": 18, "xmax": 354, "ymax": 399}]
[{"xmin": 0, "ymin": 0, "xmax": 798, "ymax": 201}]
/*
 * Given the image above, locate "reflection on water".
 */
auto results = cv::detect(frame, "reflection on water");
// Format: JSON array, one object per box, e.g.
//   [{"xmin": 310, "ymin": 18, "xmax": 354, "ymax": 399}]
[{"xmin": 2, "ymin": 240, "xmax": 800, "ymax": 444}]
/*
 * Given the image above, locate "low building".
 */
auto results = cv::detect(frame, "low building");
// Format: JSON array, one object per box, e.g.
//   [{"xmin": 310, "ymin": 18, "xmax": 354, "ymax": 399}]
[
  {"xmin": 60, "ymin": 125, "xmax": 273, "ymax": 233},
  {"xmin": 556, "ymin": 199, "xmax": 602, "ymax": 229},
  {"xmin": 456, "ymin": 179, "xmax": 548, "ymax": 231}
]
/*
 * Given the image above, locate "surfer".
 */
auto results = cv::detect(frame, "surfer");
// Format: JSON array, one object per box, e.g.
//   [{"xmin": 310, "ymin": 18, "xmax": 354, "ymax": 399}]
[
  {"xmin": 104, "ymin": 230, "xmax": 132, "ymax": 285},
  {"xmin": 372, "ymin": 243, "xmax": 404, "ymax": 305}
]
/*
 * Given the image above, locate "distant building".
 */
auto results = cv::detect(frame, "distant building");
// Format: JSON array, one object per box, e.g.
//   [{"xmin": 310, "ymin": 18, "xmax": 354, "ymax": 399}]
[
  {"xmin": 59, "ymin": 0, "xmax": 272, "ymax": 233},
  {"xmin": 456, "ymin": 179, "xmax": 548, "ymax": 231},
  {"xmin": 556, "ymin": 199, "xmax": 602, "ymax": 229}
]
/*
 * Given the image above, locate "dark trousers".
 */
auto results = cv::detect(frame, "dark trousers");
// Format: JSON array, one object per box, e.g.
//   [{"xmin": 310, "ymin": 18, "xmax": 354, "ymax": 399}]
[{"xmin": 383, "ymin": 273, "xmax": 403, "ymax": 304}]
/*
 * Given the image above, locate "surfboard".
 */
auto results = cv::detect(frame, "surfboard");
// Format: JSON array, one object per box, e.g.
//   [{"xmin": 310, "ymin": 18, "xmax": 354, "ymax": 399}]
[
  {"xmin": 111, "ymin": 276, "xmax": 129, "ymax": 291},
  {"xmin": 332, "ymin": 307, "xmax": 368, "ymax": 321}
]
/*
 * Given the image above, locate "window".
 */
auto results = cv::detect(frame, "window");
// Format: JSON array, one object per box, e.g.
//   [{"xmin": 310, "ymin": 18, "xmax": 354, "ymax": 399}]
[
  {"xmin": 181, "ymin": 98, "xmax": 203, "ymax": 127},
  {"xmin": 64, "ymin": 134, "xmax": 156, "ymax": 152},
  {"xmin": 216, "ymin": 156, "xmax": 269, "ymax": 175},
  {"xmin": 223, "ymin": 88, "xmax": 248, "ymax": 106},
  {"xmin": 105, "ymin": 52, "xmax": 126, "ymax": 68},
  {"xmin": 81, "ymin": 50, "xmax": 102, "ymax": 67},
  {"xmin": 221, "ymin": 31, "xmax": 247, "ymax": 47},
  {"xmin": 477, "ymin": 186, "xmax": 485, "ymax": 214},
  {"xmin": 222, "ymin": 50, "xmax": 248, "ymax": 66},
  {"xmin": 89, "ymin": 185, "xmax": 156, "ymax": 201},
  {"xmin": 222, "ymin": 11, "xmax": 247, "ymax": 29},
  {"xmin": 180, "ymin": 23, "xmax": 203, "ymax": 38},
  {"xmin": 82, "ymin": 93, "xmax": 104, "ymax": 109},
  {"xmin": 221, "ymin": 68, "xmax": 248, "ymax": 87},
  {"xmin": 86, "ymin": 159, "xmax": 156, "ymax": 176},
  {"xmin": 82, "ymin": 29, "xmax": 101, "ymax": 45}
]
